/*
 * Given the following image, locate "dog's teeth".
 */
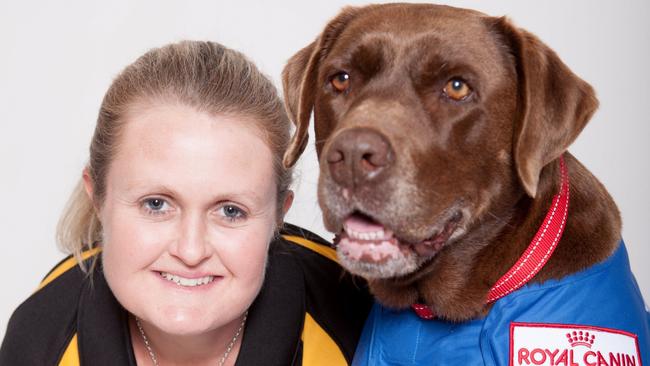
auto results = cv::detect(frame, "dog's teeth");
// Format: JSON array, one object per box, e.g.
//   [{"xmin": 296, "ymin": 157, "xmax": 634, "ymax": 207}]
[
  {"xmin": 346, "ymin": 227, "xmax": 392, "ymax": 241},
  {"xmin": 348, "ymin": 230, "xmax": 389, "ymax": 241}
]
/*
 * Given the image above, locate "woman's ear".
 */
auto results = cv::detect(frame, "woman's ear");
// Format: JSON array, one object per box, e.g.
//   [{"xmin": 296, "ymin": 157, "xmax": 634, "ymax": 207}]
[
  {"xmin": 282, "ymin": 190, "xmax": 294, "ymax": 218},
  {"xmin": 82, "ymin": 168, "xmax": 96, "ymax": 208}
]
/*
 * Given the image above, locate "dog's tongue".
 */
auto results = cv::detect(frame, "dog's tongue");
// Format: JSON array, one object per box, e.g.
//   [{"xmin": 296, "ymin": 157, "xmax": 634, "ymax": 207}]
[{"xmin": 344, "ymin": 214, "xmax": 387, "ymax": 235}]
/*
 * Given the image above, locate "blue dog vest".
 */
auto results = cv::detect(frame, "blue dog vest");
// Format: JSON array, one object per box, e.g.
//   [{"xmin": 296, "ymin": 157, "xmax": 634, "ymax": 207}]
[{"xmin": 353, "ymin": 241, "xmax": 650, "ymax": 365}]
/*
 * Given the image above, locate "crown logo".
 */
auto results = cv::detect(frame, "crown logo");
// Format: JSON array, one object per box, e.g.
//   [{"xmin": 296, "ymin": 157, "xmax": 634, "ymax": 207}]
[{"xmin": 566, "ymin": 331, "xmax": 595, "ymax": 348}]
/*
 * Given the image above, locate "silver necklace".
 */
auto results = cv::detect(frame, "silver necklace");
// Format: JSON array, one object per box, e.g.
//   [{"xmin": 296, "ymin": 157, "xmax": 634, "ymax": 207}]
[{"xmin": 135, "ymin": 311, "xmax": 248, "ymax": 366}]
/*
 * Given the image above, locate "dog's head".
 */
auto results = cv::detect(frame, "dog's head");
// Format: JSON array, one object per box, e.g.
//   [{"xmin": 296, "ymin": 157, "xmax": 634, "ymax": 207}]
[{"xmin": 283, "ymin": 4, "xmax": 597, "ymax": 280}]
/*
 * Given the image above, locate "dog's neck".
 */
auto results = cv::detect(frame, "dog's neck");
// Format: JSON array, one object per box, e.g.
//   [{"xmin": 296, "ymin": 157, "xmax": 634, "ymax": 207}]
[{"xmin": 368, "ymin": 153, "xmax": 622, "ymax": 321}]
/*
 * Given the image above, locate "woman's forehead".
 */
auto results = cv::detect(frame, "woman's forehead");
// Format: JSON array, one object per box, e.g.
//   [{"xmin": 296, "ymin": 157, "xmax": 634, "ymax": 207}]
[
  {"xmin": 120, "ymin": 102, "xmax": 271, "ymax": 155},
  {"xmin": 107, "ymin": 103, "xmax": 277, "ymax": 200}
]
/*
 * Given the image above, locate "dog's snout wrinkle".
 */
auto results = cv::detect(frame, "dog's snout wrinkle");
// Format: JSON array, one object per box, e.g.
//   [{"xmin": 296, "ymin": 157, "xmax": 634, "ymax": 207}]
[{"xmin": 326, "ymin": 128, "xmax": 394, "ymax": 189}]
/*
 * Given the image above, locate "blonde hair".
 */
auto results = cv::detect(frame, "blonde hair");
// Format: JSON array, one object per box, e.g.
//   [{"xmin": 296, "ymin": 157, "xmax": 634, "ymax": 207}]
[{"xmin": 57, "ymin": 41, "xmax": 293, "ymax": 269}]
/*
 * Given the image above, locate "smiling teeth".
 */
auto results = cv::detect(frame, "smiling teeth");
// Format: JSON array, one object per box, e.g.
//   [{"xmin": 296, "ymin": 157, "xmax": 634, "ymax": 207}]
[{"xmin": 160, "ymin": 272, "xmax": 215, "ymax": 287}]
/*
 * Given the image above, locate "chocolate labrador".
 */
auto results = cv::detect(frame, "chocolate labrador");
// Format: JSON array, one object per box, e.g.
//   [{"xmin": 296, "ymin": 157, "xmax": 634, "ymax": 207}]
[{"xmin": 282, "ymin": 3, "xmax": 649, "ymax": 364}]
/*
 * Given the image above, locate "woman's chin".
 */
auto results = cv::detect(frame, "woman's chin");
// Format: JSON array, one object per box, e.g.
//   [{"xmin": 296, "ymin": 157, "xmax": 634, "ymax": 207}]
[{"xmin": 149, "ymin": 308, "xmax": 221, "ymax": 336}]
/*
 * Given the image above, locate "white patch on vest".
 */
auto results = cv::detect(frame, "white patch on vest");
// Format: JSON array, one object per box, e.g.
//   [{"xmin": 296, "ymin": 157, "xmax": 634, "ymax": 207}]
[{"xmin": 510, "ymin": 322, "xmax": 641, "ymax": 366}]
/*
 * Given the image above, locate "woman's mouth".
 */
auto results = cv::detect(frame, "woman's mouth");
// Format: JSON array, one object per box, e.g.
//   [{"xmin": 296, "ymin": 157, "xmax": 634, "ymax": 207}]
[{"xmin": 159, "ymin": 272, "xmax": 216, "ymax": 287}]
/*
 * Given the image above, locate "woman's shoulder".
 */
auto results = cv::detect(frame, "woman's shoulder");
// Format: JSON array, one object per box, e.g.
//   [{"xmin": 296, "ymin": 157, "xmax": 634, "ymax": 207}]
[
  {"xmin": 275, "ymin": 223, "xmax": 366, "ymax": 294},
  {"xmin": 0, "ymin": 248, "xmax": 101, "ymax": 365},
  {"xmin": 277, "ymin": 223, "xmax": 339, "ymax": 263},
  {"xmin": 9, "ymin": 248, "xmax": 100, "ymax": 323},
  {"xmin": 38, "ymin": 248, "xmax": 102, "ymax": 292},
  {"xmin": 274, "ymin": 223, "xmax": 373, "ymax": 364}
]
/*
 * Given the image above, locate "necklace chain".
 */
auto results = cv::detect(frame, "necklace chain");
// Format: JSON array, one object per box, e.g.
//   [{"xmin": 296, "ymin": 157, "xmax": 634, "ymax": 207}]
[{"xmin": 135, "ymin": 311, "xmax": 248, "ymax": 366}]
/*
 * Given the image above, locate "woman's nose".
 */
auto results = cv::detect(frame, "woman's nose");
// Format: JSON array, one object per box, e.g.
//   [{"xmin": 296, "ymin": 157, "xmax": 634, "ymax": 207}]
[{"xmin": 170, "ymin": 212, "xmax": 210, "ymax": 266}]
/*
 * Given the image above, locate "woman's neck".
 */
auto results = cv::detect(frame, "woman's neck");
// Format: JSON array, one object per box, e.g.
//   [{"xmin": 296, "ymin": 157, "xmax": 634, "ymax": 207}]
[{"xmin": 129, "ymin": 313, "xmax": 245, "ymax": 366}]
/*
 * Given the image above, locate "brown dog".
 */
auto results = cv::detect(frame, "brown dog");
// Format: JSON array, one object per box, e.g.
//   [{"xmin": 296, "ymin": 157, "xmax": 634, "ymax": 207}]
[{"xmin": 282, "ymin": 3, "xmax": 648, "ymax": 364}]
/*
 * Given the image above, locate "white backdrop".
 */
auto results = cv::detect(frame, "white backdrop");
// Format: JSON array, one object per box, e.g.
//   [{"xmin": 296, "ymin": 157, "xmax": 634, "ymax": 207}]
[{"xmin": 1, "ymin": 1, "xmax": 648, "ymax": 339}]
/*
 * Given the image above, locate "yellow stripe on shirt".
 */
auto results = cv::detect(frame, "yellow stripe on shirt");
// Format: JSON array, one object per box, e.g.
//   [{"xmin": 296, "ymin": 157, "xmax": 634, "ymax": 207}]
[
  {"xmin": 58, "ymin": 334, "xmax": 80, "ymax": 366},
  {"xmin": 282, "ymin": 235, "xmax": 339, "ymax": 263},
  {"xmin": 301, "ymin": 312, "xmax": 348, "ymax": 366},
  {"xmin": 38, "ymin": 247, "xmax": 102, "ymax": 291}
]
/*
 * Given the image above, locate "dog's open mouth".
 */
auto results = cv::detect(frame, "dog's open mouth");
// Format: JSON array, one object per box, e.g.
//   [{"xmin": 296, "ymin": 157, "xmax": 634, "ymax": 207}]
[{"xmin": 334, "ymin": 211, "xmax": 462, "ymax": 263}]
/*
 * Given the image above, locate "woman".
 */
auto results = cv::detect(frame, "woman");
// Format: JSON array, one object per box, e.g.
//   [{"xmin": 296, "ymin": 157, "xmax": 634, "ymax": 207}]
[{"xmin": 0, "ymin": 41, "xmax": 371, "ymax": 365}]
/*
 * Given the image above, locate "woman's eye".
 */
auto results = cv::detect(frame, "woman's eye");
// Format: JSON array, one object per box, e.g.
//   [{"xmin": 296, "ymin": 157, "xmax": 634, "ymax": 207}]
[
  {"xmin": 331, "ymin": 72, "xmax": 350, "ymax": 93},
  {"xmin": 142, "ymin": 198, "xmax": 170, "ymax": 215},
  {"xmin": 220, "ymin": 204, "xmax": 246, "ymax": 221},
  {"xmin": 443, "ymin": 78, "xmax": 472, "ymax": 101}
]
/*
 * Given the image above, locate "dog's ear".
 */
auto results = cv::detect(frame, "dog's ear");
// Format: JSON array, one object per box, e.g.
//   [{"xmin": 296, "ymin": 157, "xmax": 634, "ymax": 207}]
[
  {"xmin": 282, "ymin": 6, "xmax": 363, "ymax": 168},
  {"xmin": 491, "ymin": 17, "xmax": 598, "ymax": 197},
  {"xmin": 282, "ymin": 42, "xmax": 317, "ymax": 168}
]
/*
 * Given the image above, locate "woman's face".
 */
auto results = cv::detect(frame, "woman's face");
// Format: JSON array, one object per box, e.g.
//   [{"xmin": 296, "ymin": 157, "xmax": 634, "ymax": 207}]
[{"xmin": 94, "ymin": 102, "xmax": 282, "ymax": 336}]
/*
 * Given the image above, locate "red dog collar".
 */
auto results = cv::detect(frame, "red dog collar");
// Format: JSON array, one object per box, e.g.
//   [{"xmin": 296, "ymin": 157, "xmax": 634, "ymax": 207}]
[{"xmin": 412, "ymin": 156, "xmax": 569, "ymax": 319}]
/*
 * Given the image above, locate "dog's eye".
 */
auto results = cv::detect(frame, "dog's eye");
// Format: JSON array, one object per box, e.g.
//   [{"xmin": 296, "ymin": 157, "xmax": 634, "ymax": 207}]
[
  {"xmin": 331, "ymin": 72, "xmax": 350, "ymax": 93},
  {"xmin": 444, "ymin": 78, "xmax": 471, "ymax": 101}
]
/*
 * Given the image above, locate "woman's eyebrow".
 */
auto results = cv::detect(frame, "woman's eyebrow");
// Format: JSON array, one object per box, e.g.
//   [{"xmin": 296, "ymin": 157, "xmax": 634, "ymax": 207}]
[
  {"xmin": 122, "ymin": 182, "xmax": 179, "ymax": 198},
  {"xmin": 209, "ymin": 190, "xmax": 266, "ymax": 205}
]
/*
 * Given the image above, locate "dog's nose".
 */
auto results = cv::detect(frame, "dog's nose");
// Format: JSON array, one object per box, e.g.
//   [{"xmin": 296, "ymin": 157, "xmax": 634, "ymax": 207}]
[{"xmin": 326, "ymin": 128, "xmax": 394, "ymax": 188}]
